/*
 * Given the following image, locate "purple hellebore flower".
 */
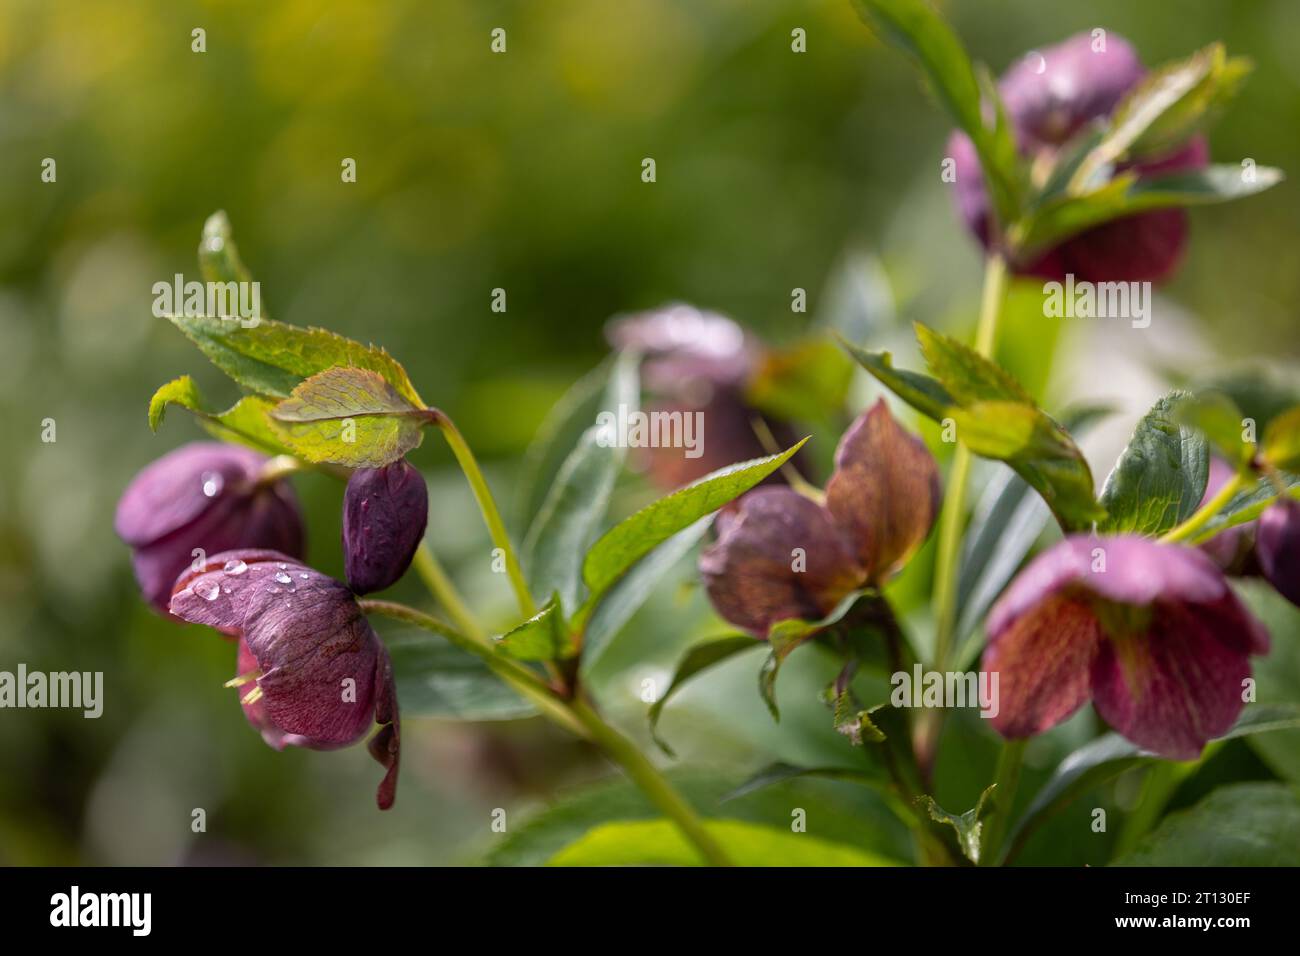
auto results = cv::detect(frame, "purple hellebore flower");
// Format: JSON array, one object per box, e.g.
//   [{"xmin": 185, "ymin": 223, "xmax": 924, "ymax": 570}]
[
  {"xmin": 1256, "ymin": 498, "xmax": 1300, "ymax": 607},
  {"xmin": 949, "ymin": 31, "xmax": 1209, "ymax": 283},
  {"xmin": 606, "ymin": 304, "xmax": 800, "ymax": 490},
  {"xmin": 982, "ymin": 535, "xmax": 1269, "ymax": 759},
  {"xmin": 700, "ymin": 400, "xmax": 940, "ymax": 637},
  {"xmin": 170, "ymin": 549, "xmax": 400, "ymax": 810},
  {"xmin": 343, "ymin": 459, "xmax": 429, "ymax": 595},
  {"xmin": 115, "ymin": 442, "xmax": 304, "ymax": 613}
]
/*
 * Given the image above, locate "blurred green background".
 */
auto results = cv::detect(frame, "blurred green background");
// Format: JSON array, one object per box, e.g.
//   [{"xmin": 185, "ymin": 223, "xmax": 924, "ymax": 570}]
[{"xmin": 1, "ymin": 0, "xmax": 1298, "ymax": 865}]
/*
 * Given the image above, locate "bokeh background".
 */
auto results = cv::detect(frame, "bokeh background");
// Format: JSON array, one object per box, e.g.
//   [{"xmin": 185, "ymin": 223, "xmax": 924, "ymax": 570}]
[{"xmin": 1, "ymin": 0, "xmax": 1298, "ymax": 865}]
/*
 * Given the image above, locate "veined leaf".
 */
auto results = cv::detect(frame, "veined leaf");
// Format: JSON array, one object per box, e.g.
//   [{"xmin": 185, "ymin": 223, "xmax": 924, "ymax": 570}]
[
  {"xmin": 1174, "ymin": 390, "xmax": 1255, "ymax": 470},
  {"xmin": 850, "ymin": 0, "xmax": 1022, "ymax": 226},
  {"xmin": 522, "ymin": 350, "xmax": 638, "ymax": 613},
  {"xmin": 148, "ymin": 374, "xmax": 293, "ymax": 456},
  {"xmin": 842, "ymin": 328, "xmax": 1103, "ymax": 530},
  {"xmin": 917, "ymin": 785, "xmax": 996, "ymax": 864},
  {"xmin": 1099, "ymin": 391, "xmax": 1209, "ymax": 535},
  {"xmin": 167, "ymin": 312, "xmax": 423, "ymax": 405},
  {"xmin": 268, "ymin": 366, "xmax": 434, "ymax": 467},
  {"xmin": 493, "ymin": 596, "xmax": 575, "ymax": 662},
  {"xmin": 580, "ymin": 439, "xmax": 808, "ymax": 609}
]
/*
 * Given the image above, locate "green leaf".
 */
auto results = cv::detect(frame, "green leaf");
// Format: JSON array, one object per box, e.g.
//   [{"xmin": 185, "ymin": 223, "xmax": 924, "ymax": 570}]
[
  {"xmin": 547, "ymin": 817, "xmax": 897, "ymax": 867},
  {"xmin": 386, "ymin": 631, "xmax": 539, "ymax": 721},
  {"xmin": 580, "ymin": 439, "xmax": 808, "ymax": 607},
  {"xmin": 1262, "ymin": 405, "xmax": 1300, "ymax": 471},
  {"xmin": 1079, "ymin": 44, "xmax": 1250, "ymax": 181},
  {"xmin": 494, "ymin": 596, "xmax": 575, "ymax": 662},
  {"xmin": 1014, "ymin": 165, "xmax": 1284, "ymax": 258},
  {"xmin": 580, "ymin": 517, "xmax": 711, "ymax": 672},
  {"xmin": 843, "ymin": 329, "xmax": 1103, "ymax": 530},
  {"xmin": 831, "ymin": 693, "xmax": 886, "ymax": 746},
  {"xmin": 1099, "ymin": 391, "xmax": 1209, "ymax": 535},
  {"xmin": 198, "ymin": 211, "xmax": 262, "ymax": 305},
  {"xmin": 522, "ymin": 350, "xmax": 638, "ymax": 612},
  {"xmin": 1189, "ymin": 471, "xmax": 1300, "ymax": 543},
  {"xmin": 648, "ymin": 635, "xmax": 758, "ymax": 756},
  {"xmin": 746, "ymin": 338, "xmax": 853, "ymax": 423},
  {"xmin": 1113, "ymin": 782, "xmax": 1300, "ymax": 866},
  {"xmin": 1174, "ymin": 390, "xmax": 1255, "ymax": 470},
  {"xmin": 267, "ymin": 366, "xmax": 433, "ymax": 467},
  {"xmin": 514, "ymin": 359, "xmax": 613, "ymax": 529},
  {"xmin": 759, "ymin": 589, "xmax": 867, "ymax": 720},
  {"xmin": 1004, "ymin": 704, "xmax": 1300, "ymax": 862},
  {"xmin": 147, "ymin": 374, "xmax": 293, "ymax": 456},
  {"xmin": 850, "ymin": 0, "xmax": 1021, "ymax": 226},
  {"xmin": 166, "ymin": 312, "xmax": 423, "ymax": 405},
  {"xmin": 916, "ymin": 784, "xmax": 996, "ymax": 864}
]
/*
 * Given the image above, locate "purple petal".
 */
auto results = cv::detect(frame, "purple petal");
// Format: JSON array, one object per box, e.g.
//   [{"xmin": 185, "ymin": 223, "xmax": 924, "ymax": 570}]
[
  {"xmin": 1257, "ymin": 498, "xmax": 1300, "ymax": 607},
  {"xmin": 699, "ymin": 487, "xmax": 863, "ymax": 638}
]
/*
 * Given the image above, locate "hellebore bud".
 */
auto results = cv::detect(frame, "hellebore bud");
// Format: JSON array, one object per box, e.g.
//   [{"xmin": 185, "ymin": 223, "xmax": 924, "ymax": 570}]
[
  {"xmin": 343, "ymin": 459, "xmax": 429, "ymax": 595},
  {"xmin": 115, "ymin": 442, "xmax": 304, "ymax": 613}
]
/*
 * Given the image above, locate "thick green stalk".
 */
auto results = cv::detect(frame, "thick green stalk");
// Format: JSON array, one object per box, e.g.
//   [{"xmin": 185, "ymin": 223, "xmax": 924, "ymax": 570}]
[
  {"xmin": 1159, "ymin": 471, "xmax": 1248, "ymax": 543},
  {"xmin": 411, "ymin": 543, "xmax": 490, "ymax": 644}
]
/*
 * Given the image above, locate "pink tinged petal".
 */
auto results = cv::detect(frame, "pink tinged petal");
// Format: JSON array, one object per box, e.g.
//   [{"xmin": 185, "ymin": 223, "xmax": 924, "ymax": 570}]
[
  {"xmin": 982, "ymin": 593, "xmax": 1101, "ymax": 738},
  {"xmin": 1091, "ymin": 595, "xmax": 1258, "ymax": 759},
  {"xmin": 825, "ymin": 400, "xmax": 940, "ymax": 583},
  {"xmin": 1256, "ymin": 499, "xmax": 1300, "ymax": 608},
  {"xmin": 699, "ymin": 486, "xmax": 864, "ymax": 638},
  {"xmin": 236, "ymin": 638, "xmax": 310, "ymax": 751},
  {"xmin": 1199, "ymin": 456, "xmax": 1257, "ymax": 573}
]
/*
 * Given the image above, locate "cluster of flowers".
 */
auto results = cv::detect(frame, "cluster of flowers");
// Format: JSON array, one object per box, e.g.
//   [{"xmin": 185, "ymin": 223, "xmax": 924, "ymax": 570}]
[{"xmin": 116, "ymin": 446, "xmax": 429, "ymax": 808}]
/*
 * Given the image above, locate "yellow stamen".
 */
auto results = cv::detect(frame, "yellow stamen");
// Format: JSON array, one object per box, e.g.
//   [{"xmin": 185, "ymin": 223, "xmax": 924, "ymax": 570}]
[
  {"xmin": 241, "ymin": 686, "xmax": 264, "ymax": 706},
  {"xmin": 225, "ymin": 669, "xmax": 263, "ymax": 689}
]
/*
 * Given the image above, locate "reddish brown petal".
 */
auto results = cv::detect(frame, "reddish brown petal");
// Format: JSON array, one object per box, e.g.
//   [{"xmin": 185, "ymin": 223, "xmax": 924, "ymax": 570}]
[
  {"xmin": 982, "ymin": 593, "xmax": 1101, "ymax": 738},
  {"xmin": 825, "ymin": 400, "xmax": 940, "ymax": 582},
  {"xmin": 368, "ymin": 645, "xmax": 401, "ymax": 810},
  {"xmin": 1091, "ymin": 593, "xmax": 1259, "ymax": 759},
  {"xmin": 699, "ymin": 487, "xmax": 864, "ymax": 638}
]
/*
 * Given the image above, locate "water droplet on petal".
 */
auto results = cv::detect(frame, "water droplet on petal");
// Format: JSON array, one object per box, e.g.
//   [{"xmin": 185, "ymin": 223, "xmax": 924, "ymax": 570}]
[
  {"xmin": 278, "ymin": 563, "xmax": 288, "ymax": 570},
  {"xmin": 201, "ymin": 471, "xmax": 224, "ymax": 498},
  {"xmin": 266, "ymin": 586, "xmax": 281, "ymax": 595},
  {"xmin": 194, "ymin": 580, "xmax": 220, "ymax": 601},
  {"xmin": 298, "ymin": 573, "xmax": 309, "ymax": 580},
  {"xmin": 223, "ymin": 559, "xmax": 248, "ymax": 575},
  {"xmin": 274, "ymin": 572, "xmax": 292, "ymax": 584}
]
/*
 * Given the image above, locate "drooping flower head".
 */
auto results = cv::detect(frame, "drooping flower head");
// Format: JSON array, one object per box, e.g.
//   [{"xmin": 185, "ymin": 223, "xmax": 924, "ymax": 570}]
[
  {"xmin": 1256, "ymin": 498, "xmax": 1300, "ymax": 607},
  {"xmin": 982, "ymin": 535, "xmax": 1268, "ymax": 759},
  {"xmin": 343, "ymin": 459, "xmax": 428, "ymax": 595},
  {"xmin": 170, "ymin": 550, "xmax": 400, "ymax": 809},
  {"xmin": 701, "ymin": 400, "xmax": 940, "ymax": 637},
  {"xmin": 115, "ymin": 442, "xmax": 304, "ymax": 613},
  {"xmin": 606, "ymin": 304, "xmax": 801, "ymax": 489},
  {"xmin": 949, "ymin": 32, "xmax": 1209, "ymax": 283}
]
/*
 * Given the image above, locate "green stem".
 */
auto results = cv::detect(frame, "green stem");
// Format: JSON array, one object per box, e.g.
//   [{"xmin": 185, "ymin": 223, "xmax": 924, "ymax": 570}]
[
  {"xmin": 1159, "ymin": 471, "xmax": 1248, "ymax": 543},
  {"xmin": 434, "ymin": 415, "xmax": 537, "ymax": 619},
  {"xmin": 980, "ymin": 738, "xmax": 1025, "ymax": 866},
  {"xmin": 411, "ymin": 543, "xmax": 489, "ymax": 644},
  {"xmin": 568, "ymin": 697, "xmax": 733, "ymax": 866},
  {"xmin": 360, "ymin": 598, "xmax": 732, "ymax": 865}
]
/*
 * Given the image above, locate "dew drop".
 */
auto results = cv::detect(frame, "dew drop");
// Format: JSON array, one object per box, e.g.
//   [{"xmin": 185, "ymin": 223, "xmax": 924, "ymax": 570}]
[
  {"xmin": 193, "ymin": 580, "xmax": 220, "ymax": 601},
  {"xmin": 274, "ymin": 572, "xmax": 292, "ymax": 585},
  {"xmin": 223, "ymin": 559, "xmax": 248, "ymax": 575},
  {"xmin": 201, "ymin": 471, "xmax": 224, "ymax": 498},
  {"xmin": 298, "ymin": 573, "xmax": 309, "ymax": 580}
]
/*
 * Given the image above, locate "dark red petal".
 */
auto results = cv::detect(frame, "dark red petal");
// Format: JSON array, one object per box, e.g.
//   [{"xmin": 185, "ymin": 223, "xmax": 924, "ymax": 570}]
[
  {"xmin": 1091, "ymin": 593, "xmax": 1259, "ymax": 759},
  {"xmin": 824, "ymin": 400, "xmax": 940, "ymax": 582},
  {"xmin": 343, "ymin": 460, "xmax": 428, "ymax": 595},
  {"xmin": 368, "ymin": 645, "xmax": 400, "ymax": 810},
  {"xmin": 699, "ymin": 487, "xmax": 863, "ymax": 638},
  {"xmin": 982, "ymin": 593, "xmax": 1101, "ymax": 738},
  {"xmin": 1256, "ymin": 499, "xmax": 1300, "ymax": 607}
]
